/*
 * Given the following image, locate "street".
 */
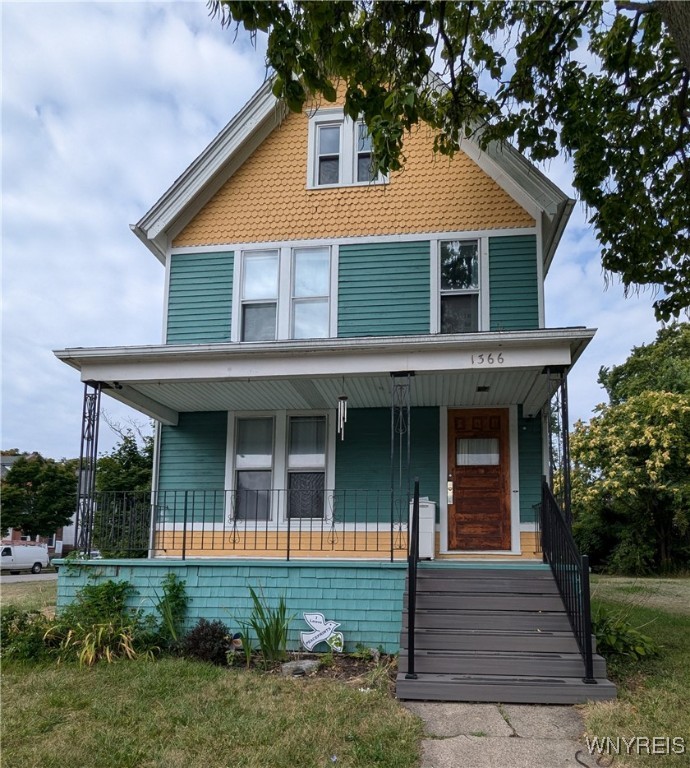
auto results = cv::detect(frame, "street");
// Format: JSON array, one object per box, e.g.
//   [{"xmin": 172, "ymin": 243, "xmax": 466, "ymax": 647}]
[{"xmin": 0, "ymin": 572, "xmax": 58, "ymax": 584}]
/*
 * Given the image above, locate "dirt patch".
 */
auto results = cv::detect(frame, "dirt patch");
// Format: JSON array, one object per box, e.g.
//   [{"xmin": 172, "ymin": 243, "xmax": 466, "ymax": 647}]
[{"xmin": 592, "ymin": 576, "xmax": 690, "ymax": 615}]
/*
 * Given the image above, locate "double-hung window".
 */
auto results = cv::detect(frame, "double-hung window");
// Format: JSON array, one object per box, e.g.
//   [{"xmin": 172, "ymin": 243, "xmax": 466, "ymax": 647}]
[
  {"xmin": 235, "ymin": 417, "xmax": 273, "ymax": 520},
  {"xmin": 439, "ymin": 240, "xmax": 480, "ymax": 333},
  {"xmin": 308, "ymin": 111, "xmax": 386, "ymax": 188},
  {"xmin": 238, "ymin": 246, "xmax": 333, "ymax": 341},
  {"xmin": 316, "ymin": 124, "xmax": 342, "ymax": 186},
  {"xmin": 287, "ymin": 416, "xmax": 326, "ymax": 519},
  {"xmin": 232, "ymin": 415, "xmax": 328, "ymax": 522},
  {"xmin": 241, "ymin": 250, "xmax": 279, "ymax": 341},
  {"xmin": 292, "ymin": 247, "xmax": 330, "ymax": 339}
]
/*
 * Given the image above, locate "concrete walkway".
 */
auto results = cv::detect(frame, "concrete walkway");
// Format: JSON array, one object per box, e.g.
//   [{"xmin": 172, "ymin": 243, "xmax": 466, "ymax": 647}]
[{"xmin": 402, "ymin": 701, "xmax": 596, "ymax": 768}]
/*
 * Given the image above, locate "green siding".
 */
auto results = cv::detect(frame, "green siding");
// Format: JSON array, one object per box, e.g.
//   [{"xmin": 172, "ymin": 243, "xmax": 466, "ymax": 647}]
[
  {"xmin": 338, "ymin": 241, "xmax": 430, "ymax": 336},
  {"xmin": 56, "ymin": 560, "xmax": 407, "ymax": 653},
  {"xmin": 167, "ymin": 251, "xmax": 233, "ymax": 343},
  {"xmin": 158, "ymin": 412, "xmax": 228, "ymax": 522},
  {"xmin": 489, "ymin": 235, "xmax": 539, "ymax": 330},
  {"xmin": 335, "ymin": 407, "xmax": 439, "ymax": 522},
  {"xmin": 518, "ymin": 407, "xmax": 543, "ymax": 523}
]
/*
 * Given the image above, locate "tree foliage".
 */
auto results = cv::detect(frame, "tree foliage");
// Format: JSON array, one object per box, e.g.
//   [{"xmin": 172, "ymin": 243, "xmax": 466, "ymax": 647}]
[
  {"xmin": 598, "ymin": 321, "xmax": 690, "ymax": 404},
  {"xmin": 211, "ymin": 0, "xmax": 690, "ymax": 319},
  {"xmin": 1, "ymin": 454, "xmax": 76, "ymax": 539},
  {"xmin": 93, "ymin": 430, "xmax": 153, "ymax": 558},
  {"xmin": 96, "ymin": 430, "xmax": 153, "ymax": 494},
  {"xmin": 571, "ymin": 326, "xmax": 690, "ymax": 574}
]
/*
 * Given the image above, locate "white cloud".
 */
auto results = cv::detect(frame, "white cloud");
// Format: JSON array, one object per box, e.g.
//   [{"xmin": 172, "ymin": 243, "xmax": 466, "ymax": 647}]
[{"xmin": 2, "ymin": 1, "xmax": 266, "ymax": 458}]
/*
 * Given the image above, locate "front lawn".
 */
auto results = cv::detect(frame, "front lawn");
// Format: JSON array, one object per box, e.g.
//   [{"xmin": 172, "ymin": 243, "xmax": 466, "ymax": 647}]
[
  {"xmin": 1, "ymin": 657, "xmax": 422, "ymax": 768},
  {"xmin": 583, "ymin": 577, "xmax": 690, "ymax": 767}
]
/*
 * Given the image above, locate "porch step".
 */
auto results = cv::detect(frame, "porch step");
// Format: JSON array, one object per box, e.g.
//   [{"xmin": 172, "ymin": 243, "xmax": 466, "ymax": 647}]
[
  {"xmin": 396, "ymin": 672, "xmax": 617, "ymax": 704},
  {"xmin": 398, "ymin": 649, "xmax": 608, "ymax": 678},
  {"xmin": 403, "ymin": 609, "xmax": 572, "ymax": 632},
  {"xmin": 396, "ymin": 566, "xmax": 615, "ymax": 704},
  {"xmin": 401, "ymin": 627, "xmax": 581, "ymax": 653}
]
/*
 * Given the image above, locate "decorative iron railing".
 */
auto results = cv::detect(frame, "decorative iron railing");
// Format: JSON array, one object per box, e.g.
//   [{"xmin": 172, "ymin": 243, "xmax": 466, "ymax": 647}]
[
  {"xmin": 539, "ymin": 478, "xmax": 595, "ymax": 684},
  {"xmin": 79, "ymin": 488, "xmax": 412, "ymax": 561},
  {"xmin": 405, "ymin": 479, "xmax": 421, "ymax": 680}
]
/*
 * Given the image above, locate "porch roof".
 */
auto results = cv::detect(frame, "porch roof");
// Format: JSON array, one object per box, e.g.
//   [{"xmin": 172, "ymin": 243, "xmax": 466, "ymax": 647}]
[{"xmin": 54, "ymin": 327, "xmax": 594, "ymax": 425}]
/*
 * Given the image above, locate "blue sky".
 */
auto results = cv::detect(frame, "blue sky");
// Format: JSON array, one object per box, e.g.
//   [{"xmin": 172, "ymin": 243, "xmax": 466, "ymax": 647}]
[{"xmin": 1, "ymin": 1, "xmax": 662, "ymax": 460}]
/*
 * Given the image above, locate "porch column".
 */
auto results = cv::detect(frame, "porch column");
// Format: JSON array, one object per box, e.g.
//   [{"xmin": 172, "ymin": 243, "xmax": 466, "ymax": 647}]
[
  {"xmin": 389, "ymin": 373, "xmax": 413, "ymax": 560},
  {"xmin": 75, "ymin": 381, "xmax": 102, "ymax": 554},
  {"xmin": 560, "ymin": 372, "xmax": 572, "ymax": 528}
]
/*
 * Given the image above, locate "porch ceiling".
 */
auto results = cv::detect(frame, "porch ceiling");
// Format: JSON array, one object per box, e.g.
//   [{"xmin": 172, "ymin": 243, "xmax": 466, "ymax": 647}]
[{"xmin": 54, "ymin": 328, "xmax": 594, "ymax": 425}]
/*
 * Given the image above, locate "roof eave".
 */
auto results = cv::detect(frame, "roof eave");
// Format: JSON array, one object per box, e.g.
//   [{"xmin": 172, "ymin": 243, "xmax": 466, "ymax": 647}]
[{"xmin": 132, "ymin": 78, "xmax": 283, "ymax": 257}]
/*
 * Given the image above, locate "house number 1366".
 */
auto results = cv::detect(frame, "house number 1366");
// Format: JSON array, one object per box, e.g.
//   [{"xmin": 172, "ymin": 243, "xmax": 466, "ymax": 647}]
[{"xmin": 471, "ymin": 352, "xmax": 504, "ymax": 365}]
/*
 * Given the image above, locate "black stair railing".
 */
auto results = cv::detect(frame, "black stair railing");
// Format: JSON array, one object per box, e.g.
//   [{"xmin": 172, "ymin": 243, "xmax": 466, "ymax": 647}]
[
  {"xmin": 539, "ymin": 477, "xmax": 596, "ymax": 684},
  {"xmin": 405, "ymin": 478, "xmax": 420, "ymax": 680}
]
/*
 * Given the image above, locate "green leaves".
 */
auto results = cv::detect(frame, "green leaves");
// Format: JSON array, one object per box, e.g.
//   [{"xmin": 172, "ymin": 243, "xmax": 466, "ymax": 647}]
[
  {"xmin": 212, "ymin": 0, "xmax": 689, "ymax": 320},
  {"xmin": 1, "ymin": 454, "xmax": 76, "ymax": 539}
]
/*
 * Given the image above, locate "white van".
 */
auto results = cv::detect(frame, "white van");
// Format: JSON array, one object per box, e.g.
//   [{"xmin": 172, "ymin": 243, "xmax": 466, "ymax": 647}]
[{"xmin": 1, "ymin": 543, "xmax": 50, "ymax": 574}]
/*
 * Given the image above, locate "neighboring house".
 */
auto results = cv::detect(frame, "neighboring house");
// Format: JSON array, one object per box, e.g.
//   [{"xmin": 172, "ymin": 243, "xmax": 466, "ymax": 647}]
[{"xmin": 55, "ymin": 80, "xmax": 614, "ymax": 702}]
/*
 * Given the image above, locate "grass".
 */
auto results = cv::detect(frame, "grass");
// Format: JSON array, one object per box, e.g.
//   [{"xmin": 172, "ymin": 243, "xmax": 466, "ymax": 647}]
[
  {"xmin": 582, "ymin": 577, "xmax": 690, "ymax": 767},
  {"xmin": 1, "ymin": 580, "xmax": 420, "ymax": 767},
  {"xmin": 0, "ymin": 580, "xmax": 57, "ymax": 614},
  {"xmin": 1, "ymin": 658, "xmax": 422, "ymax": 768}
]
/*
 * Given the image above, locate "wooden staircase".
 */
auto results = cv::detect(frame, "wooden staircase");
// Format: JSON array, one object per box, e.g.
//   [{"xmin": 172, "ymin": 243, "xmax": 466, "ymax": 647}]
[{"xmin": 396, "ymin": 565, "xmax": 616, "ymax": 704}]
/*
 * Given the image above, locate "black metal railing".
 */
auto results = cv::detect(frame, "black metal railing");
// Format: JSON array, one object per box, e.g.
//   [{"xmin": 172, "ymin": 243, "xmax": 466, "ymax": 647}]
[
  {"xmin": 405, "ymin": 478, "xmax": 420, "ymax": 680},
  {"xmin": 539, "ymin": 478, "xmax": 595, "ymax": 684},
  {"xmin": 79, "ymin": 488, "xmax": 412, "ymax": 561}
]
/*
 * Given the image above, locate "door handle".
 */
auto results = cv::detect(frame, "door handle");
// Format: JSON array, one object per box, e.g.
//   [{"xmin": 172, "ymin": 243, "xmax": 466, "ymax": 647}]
[{"xmin": 447, "ymin": 476, "xmax": 454, "ymax": 505}]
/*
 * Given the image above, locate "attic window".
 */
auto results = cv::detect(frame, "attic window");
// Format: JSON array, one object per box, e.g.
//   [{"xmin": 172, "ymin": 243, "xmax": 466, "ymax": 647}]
[{"xmin": 307, "ymin": 111, "xmax": 386, "ymax": 189}]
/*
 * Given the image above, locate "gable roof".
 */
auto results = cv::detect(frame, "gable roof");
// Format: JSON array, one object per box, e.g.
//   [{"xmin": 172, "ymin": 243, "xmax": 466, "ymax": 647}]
[{"xmin": 132, "ymin": 78, "xmax": 572, "ymax": 272}]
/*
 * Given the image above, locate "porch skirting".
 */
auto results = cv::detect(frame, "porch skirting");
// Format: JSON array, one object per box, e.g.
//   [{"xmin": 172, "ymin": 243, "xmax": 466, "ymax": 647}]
[{"xmin": 56, "ymin": 559, "xmax": 408, "ymax": 653}]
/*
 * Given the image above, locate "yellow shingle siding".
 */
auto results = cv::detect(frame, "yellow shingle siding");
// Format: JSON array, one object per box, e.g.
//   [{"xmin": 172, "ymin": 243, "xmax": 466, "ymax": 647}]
[{"xmin": 173, "ymin": 110, "xmax": 534, "ymax": 248}]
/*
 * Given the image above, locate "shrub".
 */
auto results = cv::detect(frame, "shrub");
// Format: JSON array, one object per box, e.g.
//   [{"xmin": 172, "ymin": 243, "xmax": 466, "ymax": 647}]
[
  {"xmin": 1, "ymin": 606, "xmax": 53, "ymax": 661},
  {"xmin": 592, "ymin": 605, "xmax": 659, "ymax": 662},
  {"xmin": 180, "ymin": 618, "xmax": 231, "ymax": 665},
  {"xmin": 48, "ymin": 578, "xmax": 160, "ymax": 665},
  {"xmin": 247, "ymin": 586, "xmax": 292, "ymax": 666},
  {"xmin": 154, "ymin": 573, "xmax": 188, "ymax": 645}
]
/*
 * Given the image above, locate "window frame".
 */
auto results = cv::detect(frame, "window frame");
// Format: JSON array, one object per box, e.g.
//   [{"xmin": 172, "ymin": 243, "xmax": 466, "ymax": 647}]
[
  {"xmin": 434, "ymin": 238, "xmax": 489, "ymax": 334},
  {"xmin": 307, "ymin": 109, "xmax": 387, "ymax": 189},
  {"xmin": 225, "ymin": 410, "xmax": 335, "ymax": 526},
  {"xmin": 235, "ymin": 245, "xmax": 335, "ymax": 342}
]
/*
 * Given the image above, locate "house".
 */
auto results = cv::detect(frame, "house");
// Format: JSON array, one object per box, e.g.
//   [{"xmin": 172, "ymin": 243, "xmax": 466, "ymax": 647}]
[{"xmin": 55, "ymin": 80, "xmax": 614, "ymax": 702}]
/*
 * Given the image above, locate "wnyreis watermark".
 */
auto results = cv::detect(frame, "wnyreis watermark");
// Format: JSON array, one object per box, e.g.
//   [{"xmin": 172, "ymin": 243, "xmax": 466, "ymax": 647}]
[{"xmin": 575, "ymin": 736, "xmax": 686, "ymax": 766}]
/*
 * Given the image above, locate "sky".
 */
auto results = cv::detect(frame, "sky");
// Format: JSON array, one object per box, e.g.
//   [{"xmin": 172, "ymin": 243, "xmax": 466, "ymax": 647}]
[{"xmin": 1, "ymin": 1, "xmax": 663, "ymax": 461}]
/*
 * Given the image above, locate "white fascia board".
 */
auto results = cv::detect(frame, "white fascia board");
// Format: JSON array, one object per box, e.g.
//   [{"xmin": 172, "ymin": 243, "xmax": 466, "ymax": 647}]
[
  {"xmin": 459, "ymin": 135, "xmax": 574, "ymax": 267},
  {"xmin": 132, "ymin": 79, "xmax": 282, "ymax": 264},
  {"xmin": 54, "ymin": 328, "xmax": 595, "ymax": 384}
]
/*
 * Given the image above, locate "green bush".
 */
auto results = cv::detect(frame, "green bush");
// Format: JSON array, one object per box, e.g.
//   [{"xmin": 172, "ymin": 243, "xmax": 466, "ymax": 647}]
[
  {"xmin": 0, "ymin": 606, "xmax": 53, "ymax": 661},
  {"xmin": 247, "ymin": 586, "xmax": 292, "ymax": 666},
  {"xmin": 154, "ymin": 573, "xmax": 188, "ymax": 646},
  {"xmin": 592, "ymin": 605, "xmax": 659, "ymax": 662},
  {"xmin": 46, "ymin": 579, "xmax": 160, "ymax": 665},
  {"xmin": 180, "ymin": 618, "xmax": 231, "ymax": 665}
]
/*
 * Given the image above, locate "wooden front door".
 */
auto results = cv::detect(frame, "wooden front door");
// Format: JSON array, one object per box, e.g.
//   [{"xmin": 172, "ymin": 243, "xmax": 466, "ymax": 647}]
[{"xmin": 447, "ymin": 408, "xmax": 511, "ymax": 550}]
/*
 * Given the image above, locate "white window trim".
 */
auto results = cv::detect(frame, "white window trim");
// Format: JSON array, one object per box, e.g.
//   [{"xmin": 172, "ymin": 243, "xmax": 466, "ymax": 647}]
[
  {"xmin": 432, "ymin": 237, "xmax": 490, "ymax": 334},
  {"xmin": 224, "ymin": 410, "xmax": 333, "ymax": 526},
  {"xmin": 232, "ymin": 246, "xmax": 336, "ymax": 342},
  {"xmin": 306, "ymin": 109, "xmax": 388, "ymax": 190}
]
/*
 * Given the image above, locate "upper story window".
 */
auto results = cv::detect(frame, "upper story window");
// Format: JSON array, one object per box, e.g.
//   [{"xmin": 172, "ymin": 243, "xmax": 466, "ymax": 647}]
[
  {"xmin": 440, "ymin": 240, "xmax": 480, "ymax": 334},
  {"xmin": 241, "ymin": 250, "xmax": 279, "ymax": 342},
  {"xmin": 237, "ymin": 246, "xmax": 334, "ymax": 342},
  {"xmin": 308, "ymin": 110, "xmax": 386, "ymax": 189},
  {"xmin": 292, "ymin": 247, "xmax": 330, "ymax": 339}
]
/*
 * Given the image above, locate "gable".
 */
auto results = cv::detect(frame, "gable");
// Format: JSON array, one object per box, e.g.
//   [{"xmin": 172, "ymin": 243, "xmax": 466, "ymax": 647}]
[{"xmin": 172, "ymin": 108, "xmax": 534, "ymax": 248}]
